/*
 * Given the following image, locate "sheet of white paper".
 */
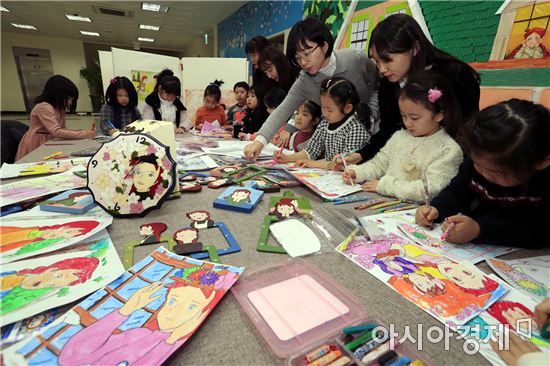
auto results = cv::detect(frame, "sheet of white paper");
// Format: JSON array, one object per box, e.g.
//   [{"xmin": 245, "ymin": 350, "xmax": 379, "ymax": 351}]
[
  {"xmin": 289, "ymin": 169, "xmax": 362, "ymax": 200},
  {"xmin": 0, "ymin": 158, "xmax": 90, "ymax": 179},
  {"xmin": 270, "ymin": 219, "xmax": 321, "ymax": 257}
]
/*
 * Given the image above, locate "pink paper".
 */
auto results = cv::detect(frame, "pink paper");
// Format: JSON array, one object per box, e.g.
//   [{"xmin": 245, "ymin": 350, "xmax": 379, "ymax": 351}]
[{"xmin": 247, "ymin": 274, "xmax": 350, "ymax": 341}]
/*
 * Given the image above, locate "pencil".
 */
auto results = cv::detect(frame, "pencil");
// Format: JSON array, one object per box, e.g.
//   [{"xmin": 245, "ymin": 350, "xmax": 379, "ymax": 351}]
[
  {"xmin": 383, "ymin": 205, "xmax": 418, "ymax": 213},
  {"xmin": 355, "ymin": 198, "xmax": 387, "ymax": 210},
  {"xmin": 369, "ymin": 200, "xmax": 402, "ymax": 210}
]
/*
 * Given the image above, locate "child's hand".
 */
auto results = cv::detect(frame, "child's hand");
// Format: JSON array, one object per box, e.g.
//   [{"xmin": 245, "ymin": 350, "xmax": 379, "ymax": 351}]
[
  {"xmin": 294, "ymin": 159, "xmax": 314, "ymax": 168},
  {"xmin": 361, "ymin": 180, "xmax": 378, "ymax": 192},
  {"xmin": 273, "ymin": 150, "xmax": 285, "ymax": 163},
  {"xmin": 535, "ymin": 298, "xmax": 550, "ymax": 335},
  {"xmin": 175, "ymin": 127, "xmax": 186, "ymax": 134},
  {"xmin": 441, "ymin": 214, "xmax": 480, "ymax": 243},
  {"xmin": 490, "ymin": 331, "xmax": 541, "ymax": 366},
  {"xmin": 331, "ymin": 153, "xmax": 362, "ymax": 172},
  {"xmin": 342, "ymin": 169, "xmax": 356, "ymax": 185},
  {"xmin": 415, "ymin": 205, "xmax": 439, "ymax": 227}
]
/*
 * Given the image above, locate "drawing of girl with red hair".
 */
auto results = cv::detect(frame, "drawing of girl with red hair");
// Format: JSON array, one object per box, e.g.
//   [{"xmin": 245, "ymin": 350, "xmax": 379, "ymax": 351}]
[
  {"xmin": 0, "ymin": 257, "xmax": 99, "ymax": 316},
  {"xmin": 508, "ymin": 28, "xmax": 550, "ymax": 59},
  {"xmin": 269, "ymin": 198, "xmax": 300, "ymax": 220},
  {"xmin": 0, "ymin": 220, "xmax": 100, "ymax": 256},
  {"xmin": 139, "ymin": 223, "xmax": 168, "ymax": 245},
  {"xmin": 128, "ymin": 154, "xmax": 165, "ymax": 202}
]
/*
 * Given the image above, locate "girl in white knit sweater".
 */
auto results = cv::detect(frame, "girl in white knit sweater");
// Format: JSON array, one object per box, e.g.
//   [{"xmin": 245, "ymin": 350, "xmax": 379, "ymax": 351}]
[{"xmin": 342, "ymin": 71, "xmax": 463, "ymax": 202}]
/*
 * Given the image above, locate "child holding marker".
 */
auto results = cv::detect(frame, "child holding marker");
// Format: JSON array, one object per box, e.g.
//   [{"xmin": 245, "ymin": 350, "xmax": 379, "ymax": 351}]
[
  {"xmin": 274, "ymin": 77, "xmax": 370, "ymax": 169},
  {"xmin": 416, "ymin": 99, "xmax": 550, "ymax": 248},
  {"xmin": 342, "ymin": 71, "xmax": 463, "ymax": 202},
  {"xmin": 99, "ymin": 76, "xmax": 141, "ymax": 135}
]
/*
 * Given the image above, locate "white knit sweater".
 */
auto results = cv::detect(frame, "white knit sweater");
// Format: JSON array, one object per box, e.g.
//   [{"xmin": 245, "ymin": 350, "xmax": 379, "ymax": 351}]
[{"xmin": 348, "ymin": 128, "xmax": 463, "ymax": 203}]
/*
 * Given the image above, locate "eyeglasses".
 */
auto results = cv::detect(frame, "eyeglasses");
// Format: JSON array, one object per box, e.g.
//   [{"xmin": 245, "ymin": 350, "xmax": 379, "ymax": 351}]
[{"xmin": 292, "ymin": 45, "xmax": 319, "ymax": 66}]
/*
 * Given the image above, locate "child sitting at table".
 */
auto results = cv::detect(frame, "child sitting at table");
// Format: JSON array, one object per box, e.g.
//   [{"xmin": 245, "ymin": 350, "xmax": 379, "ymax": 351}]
[
  {"xmin": 16, "ymin": 75, "xmax": 96, "ymax": 160},
  {"xmin": 195, "ymin": 80, "xmax": 228, "ymax": 130},
  {"xmin": 273, "ymin": 77, "xmax": 371, "ymax": 169},
  {"xmin": 415, "ymin": 99, "xmax": 550, "ymax": 248},
  {"xmin": 226, "ymin": 81, "xmax": 249, "ymax": 126},
  {"xmin": 240, "ymin": 87, "xmax": 287, "ymax": 142},
  {"xmin": 342, "ymin": 71, "xmax": 463, "ymax": 202}
]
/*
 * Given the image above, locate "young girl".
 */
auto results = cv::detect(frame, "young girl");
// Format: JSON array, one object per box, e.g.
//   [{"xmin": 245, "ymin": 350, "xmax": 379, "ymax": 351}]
[
  {"xmin": 244, "ymin": 17, "xmax": 379, "ymax": 161},
  {"xmin": 415, "ymin": 99, "xmax": 550, "ymax": 248},
  {"xmin": 288, "ymin": 100, "xmax": 321, "ymax": 152},
  {"xmin": 142, "ymin": 69, "xmax": 189, "ymax": 134},
  {"xmin": 99, "ymin": 76, "xmax": 141, "ymax": 135},
  {"xmin": 333, "ymin": 13, "xmax": 480, "ymax": 169},
  {"xmin": 240, "ymin": 87, "xmax": 286, "ymax": 141},
  {"xmin": 274, "ymin": 77, "xmax": 371, "ymax": 169},
  {"xmin": 234, "ymin": 85, "xmax": 269, "ymax": 139},
  {"xmin": 194, "ymin": 80, "xmax": 228, "ymax": 130},
  {"xmin": 343, "ymin": 71, "xmax": 463, "ymax": 203},
  {"xmin": 16, "ymin": 75, "xmax": 96, "ymax": 160}
]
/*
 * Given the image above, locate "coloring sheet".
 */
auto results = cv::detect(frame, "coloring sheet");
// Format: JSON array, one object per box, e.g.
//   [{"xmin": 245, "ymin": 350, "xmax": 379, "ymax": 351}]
[
  {"xmin": 462, "ymin": 278, "xmax": 550, "ymax": 366},
  {"xmin": 0, "ymin": 230, "xmax": 124, "ymax": 326},
  {"xmin": 0, "ymin": 168, "xmax": 87, "ymax": 207},
  {"xmin": 3, "ymin": 247, "xmax": 244, "ymax": 366},
  {"xmin": 0, "ymin": 158, "xmax": 90, "ymax": 179},
  {"xmin": 337, "ymin": 232, "xmax": 507, "ymax": 327},
  {"xmin": 201, "ymin": 141, "xmax": 288, "ymax": 159},
  {"xmin": 176, "ymin": 152, "xmax": 218, "ymax": 171},
  {"xmin": 0, "ymin": 215, "xmax": 112, "ymax": 263},
  {"xmin": 1, "ymin": 309, "xmax": 59, "ymax": 346},
  {"xmin": 487, "ymin": 258, "xmax": 549, "ymax": 302},
  {"xmin": 357, "ymin": 210, "xmax": 517, "ymax": 264},
  {"xmin": 289, "ymin": 169, "xmax": 362, "ymax": 200}
]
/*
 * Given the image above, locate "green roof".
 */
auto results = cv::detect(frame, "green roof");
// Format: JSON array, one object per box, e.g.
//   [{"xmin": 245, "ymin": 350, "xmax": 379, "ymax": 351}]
[
  {"xmin": 478, "ymin": 68, "xmax": 550, "ymax": 87},
  {"xmin": 419, "ymin": 1, "xmax": 503, "ymax": 62}
]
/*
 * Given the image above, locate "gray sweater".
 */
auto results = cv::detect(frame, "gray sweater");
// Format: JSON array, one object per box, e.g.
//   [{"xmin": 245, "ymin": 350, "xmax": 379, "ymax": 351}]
[{"xmin": 256, "ymin": 48, "xmax": 380, "ymax": 144}]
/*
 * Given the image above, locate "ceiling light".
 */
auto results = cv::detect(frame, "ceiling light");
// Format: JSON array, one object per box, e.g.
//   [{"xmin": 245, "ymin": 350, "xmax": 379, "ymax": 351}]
[
  {"xmin": 139, "ymin": 24, "xmax": 160, "ymax": 31},
  {"xmin": 80, "ymin": 31, "xmax": 100, "ymax": 36},
  {"xmin": 138, "ymin": 37, "xmax": 154, "ymax": 42},
  {"xmin": 141, "ymin": 3, "xmax": 169, "ymax": 12},
  {"xmin": 66, "ymin": 14, "xmax": 92, "ymax": 22},
  {"xmin": 11, "ymin": 23, "xmax": 37, "ymax": 30},
  {"xmin": 1, "ymin": 5, "xmax": 9, "ymax": 12}
]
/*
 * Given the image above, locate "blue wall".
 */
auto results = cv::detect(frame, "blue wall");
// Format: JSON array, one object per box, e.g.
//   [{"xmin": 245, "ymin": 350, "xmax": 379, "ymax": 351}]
[{"xmin": 218, "ymin": 1, "xmax": 304, "ymax": 58}]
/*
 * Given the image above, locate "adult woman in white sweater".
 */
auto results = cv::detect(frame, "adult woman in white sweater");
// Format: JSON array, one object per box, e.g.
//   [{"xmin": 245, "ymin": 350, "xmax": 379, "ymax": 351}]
[
  {"xmin": 244, "ymin": 17, "xmax": 379, "ymax": 161},
  {"xmin": 343, "ymin": 71, "xmax": 463, "ymax": 203}
]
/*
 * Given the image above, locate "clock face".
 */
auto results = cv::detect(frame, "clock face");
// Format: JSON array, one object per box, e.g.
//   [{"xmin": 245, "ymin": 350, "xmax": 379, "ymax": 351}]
[{"xmin": 87, "ymin": 133, "xmax": 176, "ymax": 217}]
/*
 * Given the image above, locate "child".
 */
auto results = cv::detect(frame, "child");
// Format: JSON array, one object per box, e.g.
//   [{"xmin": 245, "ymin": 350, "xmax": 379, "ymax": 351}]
[
  {"xmin": 99, "ymin": 76, "xmax": 141, "ymax": 135},
  {"xmin": 343, "ymin": 71, "xmax": 463, "ymax": 202},
  {"xmin": 226, "ymin": 82, "xmax": 249, "ymax": 125},
  {"xmin": 241, "ymin": 87, "xmax": 287, "ymax": 142},
  {"xmin": 288, "ymin": 100, "xmax": 321, "ymax": 152},
  {"xmin": 16, "ymin": 75, "xmax": 96, "ymax": 160},
  {"xmin": 194, "ymin": 80, "xmax": 227, "ymax": 130},
  {"xmin": 415, "ymin": 99, "xmax": 550, "ymax": 248},
  {"xmin": 142, "ymin": 69, "xmax": 189, "ymax": 133},
  {"xmin": 234, "ymin": 84, "xmax": 269, "ymax": 139},
  {"xmin": 273, "ymin": 77, "xmax": 370, "ymax": 169}
]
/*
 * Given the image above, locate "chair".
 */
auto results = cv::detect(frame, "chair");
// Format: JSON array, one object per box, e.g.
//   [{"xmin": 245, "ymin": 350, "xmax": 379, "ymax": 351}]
[{"xmin": 1, "ymin": 120, "xmax": 29, "ymax": 165}]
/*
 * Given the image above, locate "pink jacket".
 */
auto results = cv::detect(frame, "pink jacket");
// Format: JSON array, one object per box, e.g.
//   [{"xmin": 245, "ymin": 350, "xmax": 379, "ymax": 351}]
[{"xmin": 16, "ymin": 103, "xmax": 90, "ymax": 160}]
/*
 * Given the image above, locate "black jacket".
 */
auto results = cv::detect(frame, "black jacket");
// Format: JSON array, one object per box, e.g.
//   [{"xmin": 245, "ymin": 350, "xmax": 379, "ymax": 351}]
[{"xmin": 144, "ymin": 93, "xmax": 187, "ymax": 128}]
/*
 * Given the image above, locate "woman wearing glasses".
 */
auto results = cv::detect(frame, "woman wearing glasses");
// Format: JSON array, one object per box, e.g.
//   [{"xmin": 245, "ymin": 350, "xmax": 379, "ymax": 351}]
[{"xmin": 244, "ymin": 17, "xmax": 380, "ymax": 161}]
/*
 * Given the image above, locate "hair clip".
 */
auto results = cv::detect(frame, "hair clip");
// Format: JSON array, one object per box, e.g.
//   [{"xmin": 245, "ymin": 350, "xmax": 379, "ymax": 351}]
[
  {"xmin": 427, "ymin": 88, "xmax": 443, "ymax": 103},
  {"xmin": 109, "ymin": 77, "xmax": 118, "ymax": 85}
]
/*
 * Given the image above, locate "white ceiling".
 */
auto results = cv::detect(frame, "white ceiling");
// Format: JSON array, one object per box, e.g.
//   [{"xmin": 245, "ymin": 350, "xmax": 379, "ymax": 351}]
[{"xmin": 0, "ymin": 1, "xmax": 248, "ymax": 51}]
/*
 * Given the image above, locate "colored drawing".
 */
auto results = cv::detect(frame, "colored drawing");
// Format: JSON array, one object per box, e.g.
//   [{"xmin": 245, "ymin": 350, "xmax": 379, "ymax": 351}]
[
  {"xmin": 290, "ymin": 168, "xmax": 362, "ymax": 200},
  {"xmin": 1, "ymin": 309, "xmax": 58, "ymax": 346},
  {"xmin": 0, "ymin": 216, "xmax": 112, "ymax": 263},
  {"xmin": 0, "ymin": 158, "xmax": 90, "ymax": 179},
  {"xmin": 337, "ymin": 231, "xmax": 507, "ymax": 327},
  {"xmin": 2, "ymin": 247, "xmax": 244, "ymax": 366},
  {"xmin": 130, "ymin": 70, "xmax": 156, "ymax": 105},
  {"xmin": 186, "ymin": 210, "xmax": 215, "ymax": 230},
  {"xmin": 0, "ymin": 230, "xmax": 124, "ymax": 326},
  {"xmin": 87, "ymin": 133, "xmax": 177, "ymax": 217},
  {"xmin": 213, "ymin": 185, "xmax": 264, "ymax": 213},
  {"xmin": 488, "ymin": 258, "xmax": 549, "ymax": 303},
  {"xmin": 39, "ymin": 189, "xmax": 96, "ymax": 214},
  {"xmin": 0, "ymin": 168, "xmax": 87, "ymax": 208},
  {"xmin": 139, "ymin": 223, "xmax": 168, "ymax": 245}
]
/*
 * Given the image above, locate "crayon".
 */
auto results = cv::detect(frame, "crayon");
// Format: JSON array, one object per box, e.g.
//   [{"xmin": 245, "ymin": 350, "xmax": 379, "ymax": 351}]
[
  {"xmin": 342, "ymin": 323, "xmax": 378, "ymax": 335},
  {"xmin": 304, "ymin": 344, "xmax": 336, "ymax": 363},
  {"xmin": 344, "ymin": 331, "xmax": 374, "ymax": 351},
  {"xmin": 441, "ymin": 213, "xmax": 462, "ymax": 241},
  {"xmin": 326, "ymin": 356, "xmax": 351, "ymax": 366},
  {"xmin": 307, "ymin": 349, "xmax": 342, "ymax": 366},
  {"xmin": 382, "ymin": 205, "xmax": 418, "ymax": 213},
  {"xmin": 369, "ymin": 200, "xmax": 402, "ymax": 211},
  {"xmin": 43, "ymin": 151, "xmax": 64, "ymax": 160},
  {"xmin": 355, "ymin": 198, "xmax": 387, "ymax": 210}
]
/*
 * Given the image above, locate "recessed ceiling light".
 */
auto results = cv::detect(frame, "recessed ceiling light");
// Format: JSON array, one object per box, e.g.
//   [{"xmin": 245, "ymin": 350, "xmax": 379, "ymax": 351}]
[
  {"xmin": 138, "ymin": 37, "xmax": 154, "ymax": 42},
  {"xmin": 141, "ymin": 3, "xmax": 168, "ymax": 12},
  {"xmin": 1, "ymin": 5, "xmax": 9, "ymax": 12},
  {"xmin": 11, "ymin": 23, "xmax": 37, "ymax": 30},
  {"xmin": 66, "ymin": 15, "xmax": 92, "ymax": 22},
  {"xmin": 80, "ymin": 31, "xmax": 100, "ymax": 36},
  {"xmin": 140, "ymin": 24, "xmax": 160, "ymax": 31}
]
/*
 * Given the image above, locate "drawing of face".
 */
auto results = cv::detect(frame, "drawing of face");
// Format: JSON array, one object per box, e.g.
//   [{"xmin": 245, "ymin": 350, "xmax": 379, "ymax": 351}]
[
  {"xmin": 408, "ymin": 273, "xmax": 445, "ymax": 296},
  {"xmin": 21, "ymin": 268, "xmax": 80, "ymax": 289},
  {"xmin": 438, "ymin": 262, "xmax": 484, "ymax": 290},
  {"xmin": 23, "ymin": 314, "xmax": 47, "ymax": 330},
  {"xmin": 181, "ymin": 182, "xmax": 198, "ymax": 189},
  {"xmin": 42, "ymin": 227, "xmax": 84, "ymax": 239},
  {"xmin": 231, "ymin": 190, "xmax": 250, "ymax": 202},
  {"xmin": 222, "ymin": 167, "xmax": 238, "ymax": 173},
  {"xmin": 525, "ymin": 33, "xmax": 541, "ymax": 49},
  {"xmin": 503, "ymin": 306, "xmax": 539, "ymax": 332},
  {"xmin": 189, "ymin": 212, "xmax": 208, "ymax": 221},
  {"xmin": 211, "ymin": 179, "xmax": 229, "ymax": 187},
  {"xmin": 133, "ymin": 162, "xmax": 160, "ymax": 192},
  {"xmin": 277, "ymin": 204, "xmax": 296, "ymax": 217},
  {"xmin": 157, "ymin": 286, "xmax": 211, "ymax": 331},
  {"xmin": 140, "ymin": 225, "xmax": 154, "ymax": 236},
  {"xmin": 175, "ymin": 229, "xmax": 198, "ymax": 244}
]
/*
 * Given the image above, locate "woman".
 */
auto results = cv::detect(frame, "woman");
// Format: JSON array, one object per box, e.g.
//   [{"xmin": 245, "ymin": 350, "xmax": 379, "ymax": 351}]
[
  {"xmin": 245, "ymin": 35, "xmax": 274, "ymax": 89},
  {"xmin": 16, "ymin": 75, "xmax": 96, "ymax": 160},
  {"xmin": 244, "ymin": 17, "xmax": 379, "ymax": 161}
]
